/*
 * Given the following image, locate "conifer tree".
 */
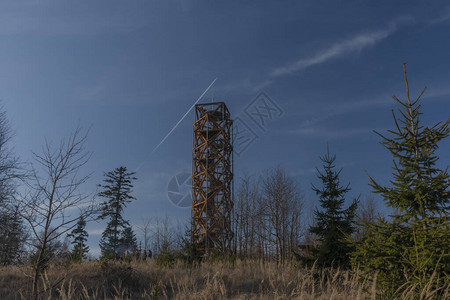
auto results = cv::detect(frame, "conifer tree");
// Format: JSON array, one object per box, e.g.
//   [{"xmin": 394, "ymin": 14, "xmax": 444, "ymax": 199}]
[
  {"xmin": 0, "ymin": 207, "xmax": 27, "ymax": 265},
  {"xmin": 67, "ymin": 216, "xmax": 89, "ymax": 262},
  {"xmin": 121, "ymin": 225, "xmax": 137, "ymax": 253},
  {"xmin": 98, "ymin": 166, "xmax": 136, "ymax": 257},
  {"xmin": 307, "ymin": 148, "xmax": 358, "ymax": 268},
  {"xmin": 353, "ymin": 64, "xmax": 450, "ymax": 298}
]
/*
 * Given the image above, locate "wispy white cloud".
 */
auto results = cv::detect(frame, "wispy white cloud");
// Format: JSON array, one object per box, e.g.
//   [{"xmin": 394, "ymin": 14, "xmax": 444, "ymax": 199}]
[
  {"xmin": 271, "ymin": 23, "xmax": 401, "ymax": 77},
  {"xmin": 430, "ymin": 7, "xmax": 450, "ymax": 25},
  {"xmin": 218, "ymin": 19, "xmax": 413, "ymax": 94}
]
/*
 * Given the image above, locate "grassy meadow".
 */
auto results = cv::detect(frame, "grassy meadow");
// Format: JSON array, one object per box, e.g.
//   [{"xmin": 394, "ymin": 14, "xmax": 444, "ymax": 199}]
[{"xmin": 0, "ymin": 259, "xmax": 446, "ymax": 299}]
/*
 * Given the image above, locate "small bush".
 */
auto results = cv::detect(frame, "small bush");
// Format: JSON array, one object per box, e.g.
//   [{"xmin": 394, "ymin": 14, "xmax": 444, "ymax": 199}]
[{"xmin": 155, "ymin": 251, "xmax": 176, "ymax": 268}]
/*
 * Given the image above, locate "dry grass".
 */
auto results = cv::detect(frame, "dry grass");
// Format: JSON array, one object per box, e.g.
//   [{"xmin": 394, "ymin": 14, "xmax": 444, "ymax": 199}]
[{"xmin": 0, "ymin": 259, "xmax": 445, "ymax": 299}]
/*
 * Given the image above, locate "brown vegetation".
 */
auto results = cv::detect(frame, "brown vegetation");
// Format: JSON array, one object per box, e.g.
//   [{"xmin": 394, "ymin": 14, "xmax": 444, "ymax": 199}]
[{"xmin": 0, "ymin": 259, "xmax": 446, "ymax": 299}]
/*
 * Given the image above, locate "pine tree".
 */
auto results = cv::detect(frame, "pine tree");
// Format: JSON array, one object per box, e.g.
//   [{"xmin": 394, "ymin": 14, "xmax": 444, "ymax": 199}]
[
  {"xmin": 353, "ymin": 64, "xmax": 450, "ymax": 298},
  {"xmin": 307, "ymin": 148, "xmax": 358, "ymax": 268},
  {"xmin": 67, "ymin": 216, "xmax": 89, "ymax": 262},
  {"xmin": 98, "ymin": 166, "xmax": 137, "ymax": 257},
  {"xmin": 120, "ymin": 226, "xmax": 137, "ymax": 252},
  {"xmin": 0, "ymin": 207, "xmax": 27, "ymax": 265}
]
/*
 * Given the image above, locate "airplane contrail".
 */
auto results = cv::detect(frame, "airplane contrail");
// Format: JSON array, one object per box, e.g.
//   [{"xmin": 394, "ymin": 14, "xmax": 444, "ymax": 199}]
[{"xmin": 135, "ymin": 78, "xmax": 218, "ymax": 172}]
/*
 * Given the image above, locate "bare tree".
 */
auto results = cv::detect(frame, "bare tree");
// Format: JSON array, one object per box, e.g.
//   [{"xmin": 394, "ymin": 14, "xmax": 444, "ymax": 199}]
[
  {"xmin": 136, "ymin": 216, "xmax": 152, "ymax": 252},
  {"xmin": 233, "ymin": 174, "xmax": 251, "ymax": 257},
  {"xmin": 151, "ymin": 215, "xmax": 176, "ymax": 255},
  {"xmin": 354, "ymin": 194, "xmax": 379, "ymax": 241},
  {"xmin": 261, "ymin": 167, "xmax": 303, "ymax": 263},
  {"xmin": 19, "ymin": 126, "xmax": 95, "ymax": 299},
  {"xmin": 232, "ymin": 169, "xmax": 304, "ymax": 262},
  {"xmin": 233, "ymin": 173, "xmax": 261, "ymax": 259}
]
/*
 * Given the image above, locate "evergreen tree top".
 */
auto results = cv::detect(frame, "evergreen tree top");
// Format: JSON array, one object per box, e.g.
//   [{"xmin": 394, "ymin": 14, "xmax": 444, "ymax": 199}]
[
  {"xmin": 98, "ymin": 166, "xmax": 137, "ymax": 220},
  {"xmin": 67, "ymin": 215, "xmax": 89, "ymax": 260},
  {"xmin": 368, "ymin": 63, "xmax": 449, "ymax": 220},
  {"xmin": 98, "ymin": 166, "xmax": 136, "ymax": 198},
  {"xmin": 67, "ymin": 216, "xmax": 88, "ymax": 243},
  {"xmin": 312, "ymin": 147, "xmax": 352, "ymax": 216}
]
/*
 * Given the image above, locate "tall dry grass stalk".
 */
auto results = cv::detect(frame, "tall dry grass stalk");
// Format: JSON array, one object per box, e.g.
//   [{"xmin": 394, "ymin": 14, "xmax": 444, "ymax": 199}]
[{"xmin": 0, "ymin": 260, "xmax": 447, "ymax": 299}]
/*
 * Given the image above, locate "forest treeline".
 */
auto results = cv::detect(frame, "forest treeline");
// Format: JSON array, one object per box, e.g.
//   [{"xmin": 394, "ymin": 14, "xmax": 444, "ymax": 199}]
[{"xmin": 0, "ymin": 64, "xmax": 448, "ymax": 299}]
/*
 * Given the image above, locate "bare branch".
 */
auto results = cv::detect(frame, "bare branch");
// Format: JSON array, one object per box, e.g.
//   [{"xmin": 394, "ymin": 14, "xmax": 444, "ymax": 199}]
[{"xmin": 17, "ymin": 125, "xmax": 96, "ymax": 300}]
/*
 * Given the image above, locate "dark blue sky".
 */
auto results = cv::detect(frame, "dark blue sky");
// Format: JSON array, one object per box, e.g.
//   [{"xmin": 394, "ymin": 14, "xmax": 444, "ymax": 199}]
[{"xmin": 1, "ymin": 1, "xmax": 449, "ymax": 256}]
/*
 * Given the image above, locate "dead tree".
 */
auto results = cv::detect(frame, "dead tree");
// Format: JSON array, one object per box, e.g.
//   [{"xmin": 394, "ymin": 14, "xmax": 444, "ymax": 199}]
[
  {"xmin": 151, "ymin": 215, "xmax": 175, "ymax": 255},
  {"xmin": 233, "ymin": 174, "xmax": 261, "ymax": 259},
  {"xmin": 19, "ymin": 126, "xmax": 95, "ymax": 300},
  {"xmin": 261, "ymin": 168, "xmax": 303, "ymax": 263},
  {"xmin": 136, "ymin": 216, "xmax": 152, "ymax": 252}
]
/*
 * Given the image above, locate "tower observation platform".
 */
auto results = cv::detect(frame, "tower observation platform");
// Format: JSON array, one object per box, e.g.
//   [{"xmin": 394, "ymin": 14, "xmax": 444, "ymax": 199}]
[{"xmin": 192, "ymin": 102, "xmax": 233, "ymax": 254}]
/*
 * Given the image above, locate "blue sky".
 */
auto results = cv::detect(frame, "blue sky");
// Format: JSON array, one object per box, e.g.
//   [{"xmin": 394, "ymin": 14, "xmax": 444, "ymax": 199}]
[{"xmin": 1, "ymin": 1, "xmax": 449, "ymax": 256}]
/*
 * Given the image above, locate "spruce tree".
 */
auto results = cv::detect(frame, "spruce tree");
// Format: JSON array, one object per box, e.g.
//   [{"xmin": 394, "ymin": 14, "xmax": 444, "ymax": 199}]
[
  {"xmin": 67, "ymin": 216, "xmax": 89, "ymax": 262},
  {"xmin": 120, "ymin": 226, "xmax": 137, "ymax": 252},
  {"xmin": 353, "ymin": 64, "xmax": 450, "ymax": 298},
  {"xmin": 308, "ymin": 148, "xmax": 358, "ymax": 268},
  {"xmin": 98, "ymin": 166, "xmax": 136, "ymax": 257},
  {"xmin": 0, "ymin": 207, "xmax": 27, "ymax": 265}
]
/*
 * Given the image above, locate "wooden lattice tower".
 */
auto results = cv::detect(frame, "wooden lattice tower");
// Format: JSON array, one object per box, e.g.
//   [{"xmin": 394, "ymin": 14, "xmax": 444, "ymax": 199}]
[{"xmin": 192, "ymin": 102, "xmax": 233, "ymax": 254}]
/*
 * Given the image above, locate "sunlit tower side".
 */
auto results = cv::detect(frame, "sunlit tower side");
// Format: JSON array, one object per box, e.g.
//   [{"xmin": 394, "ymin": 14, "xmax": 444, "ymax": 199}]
[{"xmin": 192, "ymin": 102, "xmax": 233, "ymax": 254}]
